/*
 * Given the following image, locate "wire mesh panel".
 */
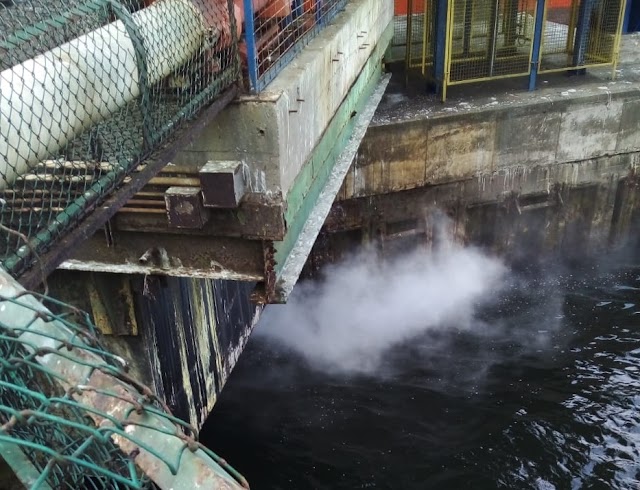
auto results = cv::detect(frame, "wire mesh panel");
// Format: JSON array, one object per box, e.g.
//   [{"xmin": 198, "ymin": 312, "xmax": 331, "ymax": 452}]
[
  {"xmin": 405, "ymin": 0, "xmax": 436, "ymax": 71},
  {"xmin": 393, "ymin": 0, "xmax": 410, "ymax": 49},
  {"xmin": 0, "ymin": 271, "xmax": 248, "ymax": 489},
  {"xmin": 539, "ymin": 0, "xmax": 625, "ymax": 72},
  {"xmin": 242, "ymin": 0, "xmax": 348, "ymax": 91},
  {"xmin": 0, "ymin": 0, "xmax": 240, "ymax": 278},
  {"xmin": 446, "ymin": 0, "xmax": 536, "ymax": 84}
]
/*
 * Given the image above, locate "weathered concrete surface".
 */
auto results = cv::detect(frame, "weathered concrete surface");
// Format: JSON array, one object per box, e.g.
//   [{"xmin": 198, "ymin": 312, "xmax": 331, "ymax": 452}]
[
  {"xmin": 179, "ymin": 0, "xmax": 394, "ymax": 198},
  {"xmin": 309, "ymin": 154, "xmax": 640, "ymax": 271},
  {"xmin": 338, "ymin": 35, "xmax": 640, "ymax": 201},
  {"xmin": 619, "ymin": 33, "xmax": 640, "ymax": 65},
  {"xmin": 340, "ymin": 90, "xmax": 640, "ymax": 199},
  {"xmin": 302, "ymin": 35, "xmax": 640, "ymax": 269}
]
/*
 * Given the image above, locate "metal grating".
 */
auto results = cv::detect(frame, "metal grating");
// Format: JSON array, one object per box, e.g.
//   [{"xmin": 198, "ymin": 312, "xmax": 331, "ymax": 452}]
[
  {"xmin": 446, "ymin": 0, "xmax": 537, "ymax": 84},
  {"xmin": 406, "ymin": 0, "xmax": 436, "ymax": 71},
  {"xmin": 539, "ymin": 0, "xmax": 625, "ymax": 73}
]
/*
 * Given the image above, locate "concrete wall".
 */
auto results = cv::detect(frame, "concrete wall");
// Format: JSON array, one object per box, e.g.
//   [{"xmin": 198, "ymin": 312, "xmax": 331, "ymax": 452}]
[
  {"xmin": 339, "ymin": 86, "xmax": 640, "ymax": 201},
  {"xmin": 301, "ymin": 73, "xmax": 640, "ymax": 270},
  {"xmin": 179, "ymin": 0, "xmax": 394, "ymax": 198}
]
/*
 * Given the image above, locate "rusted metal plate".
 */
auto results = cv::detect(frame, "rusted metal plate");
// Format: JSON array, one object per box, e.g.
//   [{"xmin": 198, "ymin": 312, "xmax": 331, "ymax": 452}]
[
  {"xmin": 134, "ymin": 275, "xmax": 261, "ymax": 427},
  {"xmin": 58, "ymin": 231, "xmax": 265, "ymax": 281},
  {"xmin": 165, "ymin": 186, "xmax": 210, "ymax": 229},
  {"xmin": 86, "ymin": 273, "xmax": 139, "ymax": 336}
]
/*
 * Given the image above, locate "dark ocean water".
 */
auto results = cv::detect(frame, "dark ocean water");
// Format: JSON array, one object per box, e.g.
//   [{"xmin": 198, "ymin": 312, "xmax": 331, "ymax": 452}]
[{"xmin": 202, "ymin": 258, "xmax": 640, "ymax": 490}]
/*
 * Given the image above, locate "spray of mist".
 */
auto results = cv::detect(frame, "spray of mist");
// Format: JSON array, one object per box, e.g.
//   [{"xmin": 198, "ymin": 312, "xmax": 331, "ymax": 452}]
[{"xmin": 256, "ymin": 235, "xmax": 509, "ymax": 375}]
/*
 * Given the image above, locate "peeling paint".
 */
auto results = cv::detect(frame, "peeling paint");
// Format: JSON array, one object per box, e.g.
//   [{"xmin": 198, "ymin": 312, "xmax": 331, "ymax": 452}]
[{"xmin": 135, "ymin": 276, "xmax": 261, "ymax": 428}]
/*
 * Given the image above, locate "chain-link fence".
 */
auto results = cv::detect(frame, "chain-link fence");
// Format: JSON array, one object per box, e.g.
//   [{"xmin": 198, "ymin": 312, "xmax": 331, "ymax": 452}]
[
  {"xmin": 0, "ymin": 0, "xmax": 240, "ymax": 279},
  {"xmin": 0, "ymin": 269, "xmax": 248, "ymax": 489},
  {"xmin": 241, "ymin": 0, "xmax": 348, "ymax": 91},
  {"xmin": 539, "ymin": 0, "xmax": 625, "ymax": 73}
]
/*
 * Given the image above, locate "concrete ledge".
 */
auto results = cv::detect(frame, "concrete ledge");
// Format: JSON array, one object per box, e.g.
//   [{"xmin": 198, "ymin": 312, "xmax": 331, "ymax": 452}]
[{"xmin": 340, "ymin": 81, "xmax": 640, "ymax": 200}]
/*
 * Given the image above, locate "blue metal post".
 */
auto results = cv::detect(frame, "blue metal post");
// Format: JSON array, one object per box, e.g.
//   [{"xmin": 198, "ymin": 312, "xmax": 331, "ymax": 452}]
[
  {"xmin": 242, "ymin": 0, "xmax": 259, "ymax": 92},
  {"xmin": 292, "ymin": 0, "xmax": 303, "ymax": 19},
  {"xmin": 316, "ymin": 0, "xmax": 324, "ymax": 25},
  {"xmin": 432, "ymin": 0, "xmax": 448, "ymax": 95},
  {"xmin": 623, "ymin": 0, "xmax": 632, "ymax": 32},
  {"xmin": 528, "ymin": 0, "xmax": 546, "ymax": 91},
  {"xmin": 572, "ymin": 0, "xmax": 597, "ymax": 69}
]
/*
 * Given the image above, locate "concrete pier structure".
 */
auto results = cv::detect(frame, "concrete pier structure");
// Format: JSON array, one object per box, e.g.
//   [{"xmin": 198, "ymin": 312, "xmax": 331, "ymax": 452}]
[
  {"xmin": 49, "ymin": 0, "xmax": 395, "ymax": 427},
  {"xmin": 48, "ymin": 33, "xmax": 640, "ymax": 429},
  {"xmin": 49, "ymin": 33, "xmax": 640, "ymax": 427}
]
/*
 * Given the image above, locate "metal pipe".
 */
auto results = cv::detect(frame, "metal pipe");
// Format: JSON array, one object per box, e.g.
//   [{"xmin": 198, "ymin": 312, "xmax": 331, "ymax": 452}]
[
  {"xmin": 0, "ymin": 0, "xmax": 215, "ymax": 190},
  {"xmin": 3, "ymin": 78, "xmax": 232, "ymax": 276}
]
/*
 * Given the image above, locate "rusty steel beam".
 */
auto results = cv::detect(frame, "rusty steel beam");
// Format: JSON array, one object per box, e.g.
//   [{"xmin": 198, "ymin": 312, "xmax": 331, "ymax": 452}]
[
  {"xmin": 18, "ymin": 86, "xmax": 239, "ymax": 290},
  {"xmin": 114, "ymin": 192, "xmax": 286, "ymax": 240},
  {"xmin": 58, "ymin": 231, "xmax": 265, "ymax": 282}
]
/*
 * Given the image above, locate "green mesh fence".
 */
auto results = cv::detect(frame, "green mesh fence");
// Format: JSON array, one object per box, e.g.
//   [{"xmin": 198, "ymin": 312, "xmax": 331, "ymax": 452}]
[
  {"xmin": 0, "ymin": 270, "xmax": 248, "ymax": 489},
  {"xmin": 0, "ymin": 0, "xmax": 240, "ymax": 278}
]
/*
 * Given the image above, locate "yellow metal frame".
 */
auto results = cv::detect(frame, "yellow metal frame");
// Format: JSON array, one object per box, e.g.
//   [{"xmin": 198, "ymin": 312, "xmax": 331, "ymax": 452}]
[
  {"xmin": 538, "ymin": 0, "xmax": 626, "ymax": 75},
  {"xmin": 421, "ymin": 1, "xmax": 430, "ymax": 74},
  {"xmin": 406, "ymin": 0, "xmax": 435, "ymax": 70},
  {"xmin": 443, "ymin": 0, "xmax": 538, "ymax": 88},
  {"xmin": 611, "ymin": 0, "xmax": 627, "ymax": 78},
  {"xmin": 404, "ymin": 0, "xmax": 626, "ymax": 102}
]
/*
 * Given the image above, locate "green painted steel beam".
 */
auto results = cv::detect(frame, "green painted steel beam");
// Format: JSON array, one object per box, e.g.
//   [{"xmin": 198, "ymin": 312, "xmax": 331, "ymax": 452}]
[{"xmin": 272, "ymin": 23, "xmax": 394, "ymax": 301}]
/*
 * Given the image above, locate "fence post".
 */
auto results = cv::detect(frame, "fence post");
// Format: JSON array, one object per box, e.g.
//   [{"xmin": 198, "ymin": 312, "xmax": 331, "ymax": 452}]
[
  {"xmin": 292, "ymin": 0, "xmax": 303, "ymax": 19},
  {"xmin": 572, "ymin": 0, "xmax": 597, "ymax": 69},
  {"xmin": 433, "ymin": 0, "xmax": 448, "ymax": 97},
  {"xmin": 622, "ymin": 0, "xmax": 632, "ymax": 32},
  {"xmin": 242, "ymin": 0, "xmax": 259, "ymax": 91},
  {"xmin": 316, "ymin": 0, "xmax": 325, "ymax": 25},
  {"xmin": 528, "ymin": 0, "xmax": 546, "ymax": 91}
]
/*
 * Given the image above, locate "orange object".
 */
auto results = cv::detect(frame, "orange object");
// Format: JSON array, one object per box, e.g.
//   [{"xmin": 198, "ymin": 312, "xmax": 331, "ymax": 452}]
[
  {"xmin": 259, "ymin": 0, "xmax": 292, "ymax": 18},
  {"xmin": 394, "ymin": 0, "xmax": 426, "ymax": 16}
]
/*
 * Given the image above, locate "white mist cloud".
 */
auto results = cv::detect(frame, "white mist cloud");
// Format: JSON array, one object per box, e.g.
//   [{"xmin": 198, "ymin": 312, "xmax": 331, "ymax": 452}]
[{"xmin": 256, "ymin": 240, "xmax": 508, "ymax": 375}]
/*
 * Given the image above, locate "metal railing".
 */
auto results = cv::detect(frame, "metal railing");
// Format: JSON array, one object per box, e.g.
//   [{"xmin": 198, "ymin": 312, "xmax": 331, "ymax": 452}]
[
  {"xmin": 0, "ymin": 0, "xmax": 241, "ymax": 281},
  {"xmin": 446, "ymin": 0, "xmax": 537, "ymax": 84},
  {"xmin": 241, "ymin": 0, "xmax": 348, "ymax": 91}
]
